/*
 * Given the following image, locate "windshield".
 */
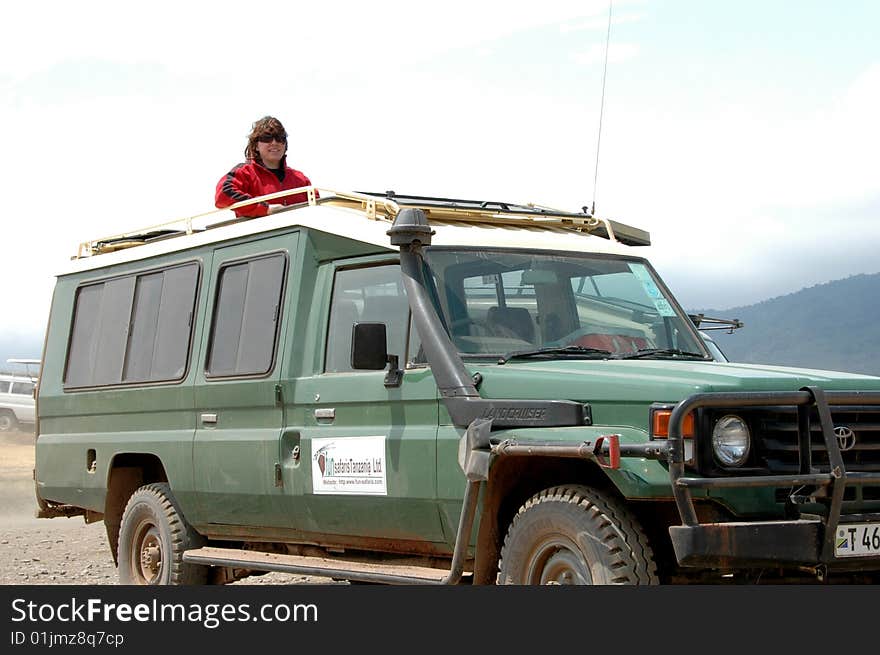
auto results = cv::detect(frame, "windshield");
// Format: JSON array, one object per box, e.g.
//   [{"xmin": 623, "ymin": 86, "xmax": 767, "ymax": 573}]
[{"xmin": 421, "ymin": 248, "xmax": 708, "ymax": 360}]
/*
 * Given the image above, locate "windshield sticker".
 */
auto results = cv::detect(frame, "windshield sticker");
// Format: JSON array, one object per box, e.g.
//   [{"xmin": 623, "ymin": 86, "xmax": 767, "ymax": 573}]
[
  {"xmin": 311, "ymin": 436, "xmax": 387, "ymax": 495},
  {"xmin": 628, "ymin": 263, "xmax": 676, "ymax": 317}
]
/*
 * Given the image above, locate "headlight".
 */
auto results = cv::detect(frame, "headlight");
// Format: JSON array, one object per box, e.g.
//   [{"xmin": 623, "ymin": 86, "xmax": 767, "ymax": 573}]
[{"xmin": 712, "ymin": 415, "xmax": 750, "ymax": 467}]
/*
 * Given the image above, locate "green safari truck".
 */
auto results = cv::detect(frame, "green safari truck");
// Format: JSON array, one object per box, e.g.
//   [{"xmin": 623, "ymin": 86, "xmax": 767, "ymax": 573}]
[{"xmin": 34, "ymin": 188, "xmax": 880, "ymax": 584}]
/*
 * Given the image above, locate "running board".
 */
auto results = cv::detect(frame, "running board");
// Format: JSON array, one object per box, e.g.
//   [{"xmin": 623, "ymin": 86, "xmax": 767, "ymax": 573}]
[{"xmin": 183, "ymin": 546, "xmax": 462, "ymax": 585}]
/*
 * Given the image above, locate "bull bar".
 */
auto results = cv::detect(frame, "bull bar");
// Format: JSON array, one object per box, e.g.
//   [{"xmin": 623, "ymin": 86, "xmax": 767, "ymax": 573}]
[{"xmin": 665, "ymin": 386, "xmax": 880, "ymax": 568}]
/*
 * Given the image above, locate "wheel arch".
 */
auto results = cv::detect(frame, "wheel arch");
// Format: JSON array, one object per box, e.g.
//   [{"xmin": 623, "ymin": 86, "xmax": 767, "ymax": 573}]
[
  {"xmin": 104, "ymin": 453, "xmax": 169, "ymax": 565},
  {"xmin": 473, "ymin": 456, "xmax": 620, "ymax": 585}
]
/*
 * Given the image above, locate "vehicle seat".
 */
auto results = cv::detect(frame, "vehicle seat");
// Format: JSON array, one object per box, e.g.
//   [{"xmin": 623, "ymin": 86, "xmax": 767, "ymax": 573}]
[
  {"xmin": 542, "ymin": 312, "xmax": 564, "ymax": 341},
  {"xmin": 487, "ymin": 306, "xmax": 535, "ymax": 343},
  {"xmin": 570, "ymin": 333, "xmax": 649, "ymax": 354}
]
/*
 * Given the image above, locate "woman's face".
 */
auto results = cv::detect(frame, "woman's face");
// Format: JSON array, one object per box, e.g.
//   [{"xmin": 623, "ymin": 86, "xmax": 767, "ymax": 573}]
[{"xmin": 256, "ymin": 133, "xmax": 286, "ymax": 169}]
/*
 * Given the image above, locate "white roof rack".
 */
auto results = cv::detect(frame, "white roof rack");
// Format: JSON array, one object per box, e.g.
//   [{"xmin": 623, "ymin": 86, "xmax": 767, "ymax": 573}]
[{"xmin": 74, "ymin": 187, "xmax": 651, "ymax": 259}]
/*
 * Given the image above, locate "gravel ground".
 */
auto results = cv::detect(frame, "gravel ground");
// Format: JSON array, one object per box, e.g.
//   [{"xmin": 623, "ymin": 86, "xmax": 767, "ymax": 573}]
[{"xmin": 0, "ymin": 430, "xmax": 333, "ymax": 585}]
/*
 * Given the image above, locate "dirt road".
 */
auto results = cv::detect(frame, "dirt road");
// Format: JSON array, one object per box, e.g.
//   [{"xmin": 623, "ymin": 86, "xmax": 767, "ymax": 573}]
[{"xmin": 0, "ymin": 430, "xmax": 330, "ymax": 585}]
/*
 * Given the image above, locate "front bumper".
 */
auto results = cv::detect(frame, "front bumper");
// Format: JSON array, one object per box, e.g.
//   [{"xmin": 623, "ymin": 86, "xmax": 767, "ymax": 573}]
[{"xmin": 665, "ymin": 386, "xmax": 880, "ymax": 569}]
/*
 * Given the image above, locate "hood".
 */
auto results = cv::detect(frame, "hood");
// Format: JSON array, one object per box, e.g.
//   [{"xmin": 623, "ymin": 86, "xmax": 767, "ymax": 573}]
[{"xmin": 470, "ymin": 359, "xmax": 880, "ymax": 405}]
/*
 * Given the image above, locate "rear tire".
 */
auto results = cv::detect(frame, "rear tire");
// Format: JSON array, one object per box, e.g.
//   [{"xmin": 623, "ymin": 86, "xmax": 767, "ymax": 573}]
[
  {"xmin": 498, "ymin": 485, "xmax": 657, "ymax": 585},
  {"xmin": 0, "ymin": 410, "xmax": 17, "ymax": 432},
  {"xmin": 118, "ymin": 483, "xmax": 207, "ymax": 585}
]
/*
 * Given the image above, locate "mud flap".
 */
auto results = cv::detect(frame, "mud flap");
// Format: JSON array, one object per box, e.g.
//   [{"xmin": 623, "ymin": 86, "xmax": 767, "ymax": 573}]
[{"xmin": 458, "ymin": 418, "xmax": 493, "ymax": 481}]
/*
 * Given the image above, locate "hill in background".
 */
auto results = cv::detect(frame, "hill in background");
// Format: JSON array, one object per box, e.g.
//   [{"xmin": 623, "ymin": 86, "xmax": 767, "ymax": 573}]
[{"xmin": 693, "ymin": 272, "xmax": 880, "ymax": 377}]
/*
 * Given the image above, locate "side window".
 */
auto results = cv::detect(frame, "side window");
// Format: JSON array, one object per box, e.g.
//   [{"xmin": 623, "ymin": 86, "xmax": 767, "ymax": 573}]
[
  {"xmin": 11, "ymin": 382, "xmax": 35, "ymax": 396},
  {"xmin": 325, "ymin": 264, "xmax": 409, "ymax": 373},
  {"xmin": 124, "ymin": 265, "xmax": 200, "ymax": 382},
  {"xmin": 206, "ymin": 253, "xmax": 286, "ymax": 377},
  {"xmin": 65, "ymin": 262, "xmax": 199, "ymax": 388}
]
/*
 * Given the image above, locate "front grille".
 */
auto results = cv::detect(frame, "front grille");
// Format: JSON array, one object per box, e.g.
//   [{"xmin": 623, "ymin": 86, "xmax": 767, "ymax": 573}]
[{"xmin": 755, "ymin": 405, "xmax": 880, "ymax": 474}]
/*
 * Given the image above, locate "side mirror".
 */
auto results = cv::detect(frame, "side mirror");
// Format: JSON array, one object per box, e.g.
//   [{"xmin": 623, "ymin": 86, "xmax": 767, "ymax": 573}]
[
  {"xmin": 351, "ymin": 323, "xmax": 403, "ymax": 388},
  {"xmin": 351, "ymin": 323, "xmax": 388, "ymax": 370}
]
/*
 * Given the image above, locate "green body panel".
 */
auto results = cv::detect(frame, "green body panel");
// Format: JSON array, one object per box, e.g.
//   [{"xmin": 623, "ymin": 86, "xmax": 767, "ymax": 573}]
[
  {"xmin": 288, "ymin": 369, "xmax": 443, "ymax": 541},
  {"xmin": 470, "ymin": 359, "xmax": 880, "ymax": 405}
]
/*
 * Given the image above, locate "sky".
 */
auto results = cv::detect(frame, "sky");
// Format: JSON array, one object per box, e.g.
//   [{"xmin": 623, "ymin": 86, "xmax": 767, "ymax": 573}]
[{"xmin": 1, "ymin": 0, "xmax": 878, "ymax": 341}]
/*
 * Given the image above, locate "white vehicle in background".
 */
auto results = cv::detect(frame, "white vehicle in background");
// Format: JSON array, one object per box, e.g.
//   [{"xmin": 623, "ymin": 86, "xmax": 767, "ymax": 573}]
[
  {"xmin": 0, "ymin": 374, "xmax": 36, "ymax": 431},
  {"xmin": 0, "ymin": 358, "xmax": 39, "ymax": 432}
]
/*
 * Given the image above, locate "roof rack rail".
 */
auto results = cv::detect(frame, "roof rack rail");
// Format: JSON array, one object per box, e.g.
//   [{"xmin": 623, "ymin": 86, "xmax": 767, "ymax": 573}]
[{"xmin": 75, "ymin": 187, "xmax": 650, "ymax": 258}]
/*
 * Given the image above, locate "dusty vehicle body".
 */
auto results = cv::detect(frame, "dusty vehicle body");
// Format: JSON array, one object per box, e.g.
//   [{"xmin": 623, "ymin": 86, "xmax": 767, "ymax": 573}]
[{"xmin": 34, "ymin": 188, "xmax": 880, "ymax": 584}]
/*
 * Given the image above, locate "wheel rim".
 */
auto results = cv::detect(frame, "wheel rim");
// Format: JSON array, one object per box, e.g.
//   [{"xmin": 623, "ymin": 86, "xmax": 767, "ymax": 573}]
[
  {"xmin": 525, "ymin": 537, "xmax": 592, "ymax": 585},
  {"xmin": 0, "ymin": 415, "xmax": 12, "ymax": 431},
  {"xmin": 131, "ymin": 519, "xmax": 164, "ymax": 584}
]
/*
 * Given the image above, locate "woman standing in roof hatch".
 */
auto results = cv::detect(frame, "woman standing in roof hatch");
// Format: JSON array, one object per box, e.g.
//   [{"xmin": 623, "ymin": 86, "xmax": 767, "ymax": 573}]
[{"xmin": 215, "ymin": 115, "xmax": 316, "ymax": 218}]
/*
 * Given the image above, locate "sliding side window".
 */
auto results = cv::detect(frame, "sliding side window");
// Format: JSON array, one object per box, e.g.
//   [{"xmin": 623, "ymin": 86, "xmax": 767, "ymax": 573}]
[
  {"xmin": 64, "ymin": 262, "xmax": 199, "ymax": 388},
  {"xmin": 205, "ymin": 253, "xmax": 287, "ymax": 378}
]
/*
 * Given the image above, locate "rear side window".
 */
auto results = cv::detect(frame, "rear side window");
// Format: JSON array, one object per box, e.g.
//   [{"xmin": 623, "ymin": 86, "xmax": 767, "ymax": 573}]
[
  {"xmin": 206, "ymin": 253, "xmax": 286, "ymax": 377},
  {"xmin": 64, "ymin": 262, "xmax": 200, "ymax": 388}
]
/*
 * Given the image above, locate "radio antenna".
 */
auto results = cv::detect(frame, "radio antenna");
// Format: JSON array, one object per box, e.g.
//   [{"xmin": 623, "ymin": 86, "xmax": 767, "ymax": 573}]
[{"xmin": 591, "ymin": 0, "xmax": 614, "ymax": 216}]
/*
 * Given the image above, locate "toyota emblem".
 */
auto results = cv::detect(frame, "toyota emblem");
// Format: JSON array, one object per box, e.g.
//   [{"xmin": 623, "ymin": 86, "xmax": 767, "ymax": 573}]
[{"xmin": 834, "ymin": 426, "xmax": 857, "ymax": 452}]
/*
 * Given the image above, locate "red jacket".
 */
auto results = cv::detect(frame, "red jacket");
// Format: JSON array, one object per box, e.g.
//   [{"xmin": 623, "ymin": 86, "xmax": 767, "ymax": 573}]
[{"xmin": 215, "ymin": 157, "xmax": 314, "ymax": 218}]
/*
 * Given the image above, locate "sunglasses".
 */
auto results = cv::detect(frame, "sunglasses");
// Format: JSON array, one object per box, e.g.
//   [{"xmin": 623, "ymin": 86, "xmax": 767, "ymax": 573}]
[{"xmin": 257, "ymin": 134, "xmax": 287, "ymax": 143}]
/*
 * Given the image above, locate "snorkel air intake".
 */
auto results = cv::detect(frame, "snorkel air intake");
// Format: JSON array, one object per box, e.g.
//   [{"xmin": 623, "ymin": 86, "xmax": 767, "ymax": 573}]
[{"xmin": 388, "ymin": 208, "xmax": 480, "ymax": 400}]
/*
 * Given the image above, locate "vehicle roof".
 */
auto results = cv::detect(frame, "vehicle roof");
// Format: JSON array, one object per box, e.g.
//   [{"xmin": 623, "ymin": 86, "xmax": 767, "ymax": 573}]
[
  {"xmin": 61, "ymin": 188, "xmax": 652, "ymax": 276},
  {"xmin": 0, "ymin": 374, "xmax": 37, "ymax": 382}
]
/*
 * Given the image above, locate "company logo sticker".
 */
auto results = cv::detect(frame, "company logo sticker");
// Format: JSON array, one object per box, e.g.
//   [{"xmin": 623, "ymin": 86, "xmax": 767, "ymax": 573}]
[{"xmin": 311, "ymin": 436, "xmax": 387, "ymax": 495}]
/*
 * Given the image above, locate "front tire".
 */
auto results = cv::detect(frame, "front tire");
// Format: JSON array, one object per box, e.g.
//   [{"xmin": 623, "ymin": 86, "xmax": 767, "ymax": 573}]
[
  {"xmin": 498, "ymin": 485, "xmax": 657, "ymax": 585},
  {"xmin": 118, "ymin": 483, "xmax": 207, "ymax": 585}
]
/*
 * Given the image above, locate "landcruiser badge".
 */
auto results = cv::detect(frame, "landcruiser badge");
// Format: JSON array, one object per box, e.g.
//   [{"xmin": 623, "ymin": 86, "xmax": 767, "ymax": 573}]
[{"xmin": 834, "ymin": 426, "xmax": 857, "ymax": 452}]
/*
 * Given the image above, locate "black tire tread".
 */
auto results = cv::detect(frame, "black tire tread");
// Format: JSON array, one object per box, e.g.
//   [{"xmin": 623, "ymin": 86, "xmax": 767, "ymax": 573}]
[
  {"xmin": 498, "ymin": 484, "xmax": 658, "ymax": 585},
  {"xmin": 119, "ymin": 482, "xmax": 206, "ymax": 585},
  {"xmin": 0, "ymin": 410, "xmax": 18, "ymax": 432}
]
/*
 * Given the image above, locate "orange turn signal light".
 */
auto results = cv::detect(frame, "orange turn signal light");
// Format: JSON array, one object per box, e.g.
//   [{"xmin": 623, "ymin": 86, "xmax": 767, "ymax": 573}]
[{"xmin": 652, "ymin": 410, "xmax": 694, "ymax": 438}]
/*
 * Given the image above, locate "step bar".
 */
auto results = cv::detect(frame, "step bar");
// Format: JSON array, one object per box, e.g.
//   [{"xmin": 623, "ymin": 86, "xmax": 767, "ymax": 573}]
[{"xmin": 183, "ymin": 547, "xmax": 457, "ymax": 585}]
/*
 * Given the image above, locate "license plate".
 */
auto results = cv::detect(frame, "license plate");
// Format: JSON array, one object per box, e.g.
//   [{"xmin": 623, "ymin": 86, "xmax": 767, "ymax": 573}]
[{"xmin": 835, "ymin": 523, "xmax": 880, "ymax": 558}]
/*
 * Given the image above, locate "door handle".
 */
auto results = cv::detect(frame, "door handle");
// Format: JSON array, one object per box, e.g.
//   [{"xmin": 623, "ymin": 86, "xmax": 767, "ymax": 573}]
[
  {"xmin": 314, "ymin": 408, "xmax": 335, "ymax": 420},
  {"xmin": 201, "ymin": 413, "xmax": 218, "ymax": 424}
]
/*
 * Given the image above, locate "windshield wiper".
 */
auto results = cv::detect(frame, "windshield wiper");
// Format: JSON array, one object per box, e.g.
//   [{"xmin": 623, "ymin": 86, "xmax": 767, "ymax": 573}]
[
  {"xmin": 616, "ymin": 348, "xmax": 709, "ymax": 360},
  {"xmin": 498, "ymin": 346, "xmax": 614, "ymax": 364}
]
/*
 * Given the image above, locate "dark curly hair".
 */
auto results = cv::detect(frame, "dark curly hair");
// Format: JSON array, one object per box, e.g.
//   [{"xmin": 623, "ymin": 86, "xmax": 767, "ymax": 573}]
[{"xmin": 245, "ymin": 116, "xmax": 288, "ymax": 165}]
